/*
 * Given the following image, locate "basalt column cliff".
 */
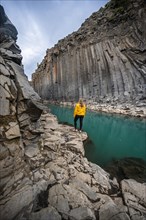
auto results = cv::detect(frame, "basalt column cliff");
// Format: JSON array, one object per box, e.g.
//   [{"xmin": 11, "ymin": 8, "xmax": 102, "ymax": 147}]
[{"xmin": 32, "ymin": 0, "xmax": 146, "ymax": 103}]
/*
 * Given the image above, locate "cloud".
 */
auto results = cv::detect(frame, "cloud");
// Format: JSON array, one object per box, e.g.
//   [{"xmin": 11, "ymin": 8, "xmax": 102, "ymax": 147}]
[{"xmin": 17, "ymin": 12, "xmax": 50, "ymax": 79}]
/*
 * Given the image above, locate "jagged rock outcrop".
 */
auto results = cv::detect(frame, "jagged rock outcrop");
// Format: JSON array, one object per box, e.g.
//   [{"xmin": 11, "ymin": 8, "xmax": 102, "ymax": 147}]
[
  {"xmin": 32, "ymin": 0, "xmax": 146, "ymax": 106},
  {"xmin": 0, "ymin": 4, "xmax": 44, "ymax": 220},
  {"xmin": 1, "ymin": 4, "xmax": 146, "ymax": 220}
]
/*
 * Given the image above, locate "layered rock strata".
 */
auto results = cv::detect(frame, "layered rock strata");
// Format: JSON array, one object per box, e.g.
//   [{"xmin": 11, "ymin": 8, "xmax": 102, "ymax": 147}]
[{"xmin": 32, "ymin": 0, "xmax": 146, "ymax": 108}]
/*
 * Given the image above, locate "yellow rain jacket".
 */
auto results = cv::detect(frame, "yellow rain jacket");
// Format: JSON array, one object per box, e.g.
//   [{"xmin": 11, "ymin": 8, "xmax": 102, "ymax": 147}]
[{"xmin": 74, "ymin": 103, "xmax": 86, "ymax": 117}]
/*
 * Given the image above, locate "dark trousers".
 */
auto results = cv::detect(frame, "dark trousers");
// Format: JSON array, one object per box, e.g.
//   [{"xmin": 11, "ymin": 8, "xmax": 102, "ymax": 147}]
[{"xmin": 74, "ymin": 115, "xmax": 84, "ymax": 130}]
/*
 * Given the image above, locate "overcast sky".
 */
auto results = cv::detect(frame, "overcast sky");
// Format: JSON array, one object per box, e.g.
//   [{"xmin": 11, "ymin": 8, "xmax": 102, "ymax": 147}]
[{"xmin": 1, "ymin": 0, "xmax": 109, "ymax": 80}]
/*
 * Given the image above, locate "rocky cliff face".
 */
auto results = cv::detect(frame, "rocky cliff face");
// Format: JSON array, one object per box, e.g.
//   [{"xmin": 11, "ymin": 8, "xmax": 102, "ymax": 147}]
[
  {"xmin": 32, "ymin": 0, "xmax": 146, "ymax": 104},
  {"xmin": 0, "ymin": 5, "xmax": 44, "ymax": 219}
]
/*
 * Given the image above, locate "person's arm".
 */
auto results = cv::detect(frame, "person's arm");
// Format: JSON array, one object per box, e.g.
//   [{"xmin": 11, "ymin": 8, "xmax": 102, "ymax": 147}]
[
  {"xmin": 84, "ymin": 105, "xmax": 86, "ymax": 116},
  {"xmin": 74, "ymin": 104, "xmax": 77, "ymax": 118}
]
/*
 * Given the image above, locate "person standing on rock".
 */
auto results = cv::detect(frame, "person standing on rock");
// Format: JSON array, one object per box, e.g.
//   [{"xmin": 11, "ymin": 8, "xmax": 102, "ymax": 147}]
[{"xmin": 74, "ymin": 99, "xmax": 86, "ymax": 132}]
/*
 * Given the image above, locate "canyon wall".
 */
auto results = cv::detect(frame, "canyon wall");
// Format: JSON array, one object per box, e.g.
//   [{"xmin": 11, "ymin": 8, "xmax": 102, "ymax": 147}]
[
  {"xmin": 1, "ymin": 5, "xmax": 146, "ymax": 220},
  {"xmin": 32, "ymin": 0, "xmax": 146, "ymax": 104}
]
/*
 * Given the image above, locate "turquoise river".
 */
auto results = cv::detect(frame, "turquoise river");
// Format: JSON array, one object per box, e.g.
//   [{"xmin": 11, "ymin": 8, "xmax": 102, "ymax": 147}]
[{"xmin": 49, "ymin": 105, "xmax": 146, "ymax": 168}]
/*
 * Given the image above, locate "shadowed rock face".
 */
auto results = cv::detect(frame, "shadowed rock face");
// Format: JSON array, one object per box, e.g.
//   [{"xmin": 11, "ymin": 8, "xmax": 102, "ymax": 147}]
[
  {"xmin": 0, "ymin": 5, "xmax": 44, "ymax": 219},
  {"xmin": 32, "ymin": 0, "xmax": 146, "ymax": 104},
  {"xmin": 0, "ymin": 5, "xmax": 18, "ymax": 42},
  {"xmin": 0, "ymin": 5, "xmax": 43, "ymax": 119}
]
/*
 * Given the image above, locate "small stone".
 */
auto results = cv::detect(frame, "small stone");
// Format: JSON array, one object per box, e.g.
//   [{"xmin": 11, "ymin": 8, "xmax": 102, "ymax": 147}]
[
  {"xmin": 69, "ymin": 207, "xmax": 96, "ymax": 220},
  {"xmin": 5, "ymin": 122, "xmax": 21, "ymax": 139}
]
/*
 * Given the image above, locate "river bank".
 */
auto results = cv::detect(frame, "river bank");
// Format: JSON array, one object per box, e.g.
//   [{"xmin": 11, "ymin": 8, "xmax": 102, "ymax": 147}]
[
  {"xmin": 28, "ymin": 112, "xmax": 146, "ymax": 220},
  {"xmin": 48, "ymin": 103, "xmax": 146, "ymax": 168},
  {"xmin": 44, "ymin": 100, "xmax": 146, "ymax": 118}
]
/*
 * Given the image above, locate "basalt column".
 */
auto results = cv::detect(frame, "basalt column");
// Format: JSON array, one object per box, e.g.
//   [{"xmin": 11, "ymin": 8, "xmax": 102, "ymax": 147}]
[{"xmin": 32, "ymin": 0, "xmax": 146, "ymax": 103}]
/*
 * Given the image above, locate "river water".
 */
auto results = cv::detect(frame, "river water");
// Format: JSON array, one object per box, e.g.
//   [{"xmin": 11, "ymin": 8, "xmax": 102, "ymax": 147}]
[{"xmin": 49, "ymin": 104, "xmax": 146, "ymax": 167}]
